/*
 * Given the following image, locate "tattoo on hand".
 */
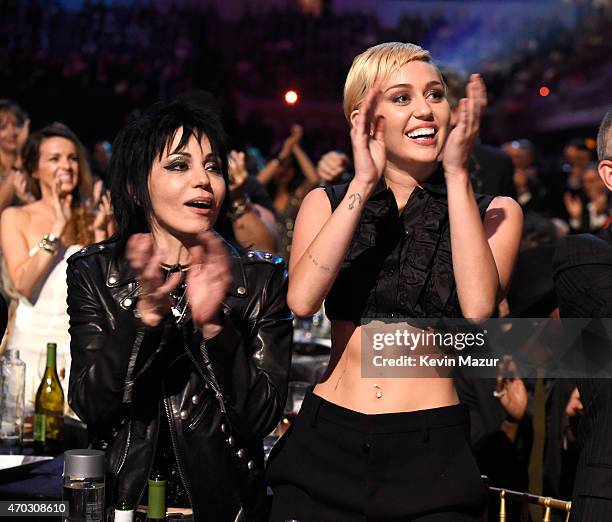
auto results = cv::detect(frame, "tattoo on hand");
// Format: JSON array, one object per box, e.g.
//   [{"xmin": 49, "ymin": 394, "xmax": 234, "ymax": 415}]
[
  {"xmin": 306, "ymin": 250, "xmax": 331, "ymax": 272},
  {"xmin": 348, "ymin": 193, "xmax": 362, "ymax": 210}
]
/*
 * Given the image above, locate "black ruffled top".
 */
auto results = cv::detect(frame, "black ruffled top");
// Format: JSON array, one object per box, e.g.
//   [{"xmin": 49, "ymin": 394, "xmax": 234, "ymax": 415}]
[{"xmin": 324, "ymin": 167, "xmax": 494, "ymax": 324}]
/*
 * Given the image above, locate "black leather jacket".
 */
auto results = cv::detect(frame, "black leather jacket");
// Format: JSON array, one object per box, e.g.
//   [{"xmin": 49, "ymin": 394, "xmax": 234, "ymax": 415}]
[{"xmin": 67, "ymin": 239, "xmax": 292, "ymax": 521}]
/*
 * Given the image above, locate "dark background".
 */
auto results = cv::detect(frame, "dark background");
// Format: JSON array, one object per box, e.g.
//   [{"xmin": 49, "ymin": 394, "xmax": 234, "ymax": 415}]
[{"xmin": 1, "ymin": 0, "xmax": 611, "ymax": 160}]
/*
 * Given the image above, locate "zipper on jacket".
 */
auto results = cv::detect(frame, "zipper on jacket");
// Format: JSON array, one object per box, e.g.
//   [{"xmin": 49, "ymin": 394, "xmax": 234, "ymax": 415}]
[
  {"xmin": 123, "ymin": 329, "xmax": 145, "ymax": 404},
  {"xmin": 182, "ymin": 338, "xmax": 227, "ymax": 415},
  {"xmin": 198, "ymin": 339, "xmax": 227, "ymax": 414},
  {"xmin": 113, "ymin": 420, "xmax": 132, "ymax": 476},
  {"xmin": 161, "ymin": 382, "xmax": 195, "ymax": 517},
  {"xmin": 135, "ymin": 404, "xmax": 160, "ymax": 509}
]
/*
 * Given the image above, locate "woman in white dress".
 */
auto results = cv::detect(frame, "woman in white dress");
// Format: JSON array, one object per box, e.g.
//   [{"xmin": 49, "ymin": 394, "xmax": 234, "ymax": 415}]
[{"xmin": 1, "ymin": 123, "xmax": 112, "ymax": 412}]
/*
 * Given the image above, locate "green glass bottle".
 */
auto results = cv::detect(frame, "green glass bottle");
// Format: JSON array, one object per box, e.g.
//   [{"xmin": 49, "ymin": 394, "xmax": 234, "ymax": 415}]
[
  {"xmin": 33, "ymin": 343, "xmax": 64, "ymax": 455},
  {"xmin": 146, "ymin": 474, "xmax": 167, "ymax": 522}
]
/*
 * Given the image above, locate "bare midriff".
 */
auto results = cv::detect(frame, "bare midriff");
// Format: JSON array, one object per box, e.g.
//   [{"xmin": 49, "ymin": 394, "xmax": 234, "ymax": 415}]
[{"xmin": 314, "ymin": 320, "xmax": 458, "ymax": 414}]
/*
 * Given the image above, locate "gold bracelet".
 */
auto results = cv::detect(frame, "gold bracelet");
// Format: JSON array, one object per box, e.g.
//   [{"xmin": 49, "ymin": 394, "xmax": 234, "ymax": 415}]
[{"xmin": 38, "ymin": 233, "xmax": 59, "ymax": 254}]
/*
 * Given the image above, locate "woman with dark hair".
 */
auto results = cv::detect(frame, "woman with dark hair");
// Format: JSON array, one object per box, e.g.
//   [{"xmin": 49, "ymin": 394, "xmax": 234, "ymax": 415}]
[
  {"xmin": 257, "ymin": 124, "xmax": 320, "ymax": 259},
  {"xmin": 267, "ymin": 42, "xmax": 523, "ymax": 521},
  {"xmin": 1, "ymin": 123, "xmax": 109, "ymax": 411},
  {"xmin": 0, "ymin": 99, "xmax": 31, "ymax": 213},
  {"xmin": 67, "ymin": 95, "xmax": 292, "ymax": 520}
]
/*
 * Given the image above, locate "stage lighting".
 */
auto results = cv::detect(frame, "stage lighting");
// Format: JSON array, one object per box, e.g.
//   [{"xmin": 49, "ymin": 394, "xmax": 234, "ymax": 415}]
[
  {"xmin": 539, "ymin": 86, "xmax": 550, "ymax": 97},
  {"xmin": 285, "ymin": 90, "xmax": 299, "ymax": 105},
  {"xmin": 585, "ymin": 137, "xmax": 597, "ymax": 151}
]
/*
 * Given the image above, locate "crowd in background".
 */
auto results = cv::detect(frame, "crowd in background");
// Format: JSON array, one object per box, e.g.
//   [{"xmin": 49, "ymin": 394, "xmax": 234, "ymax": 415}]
[
  {"xmin": 1, "ymin": 1, "xmax": 612, "ymax": 520},
  {"xmin": 1, "ymin": 0, "xmax": 612, "ymax": 146},
  {"xmin": 0, "ymin": 91, "xmax": 606, "ymax": 516}
]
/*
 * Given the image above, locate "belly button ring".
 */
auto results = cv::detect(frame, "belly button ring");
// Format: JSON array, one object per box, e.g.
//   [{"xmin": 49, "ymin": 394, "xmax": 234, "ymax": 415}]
[{"xmin": 374, "ymin": 384, "xmax": 382, "ymax": 399}]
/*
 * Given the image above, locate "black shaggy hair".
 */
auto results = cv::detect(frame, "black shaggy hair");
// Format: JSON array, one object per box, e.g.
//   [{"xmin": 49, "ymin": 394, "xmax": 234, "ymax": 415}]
[{"xmin": 108, "ymin": 91, "xmax": 232, "ymax": 247}]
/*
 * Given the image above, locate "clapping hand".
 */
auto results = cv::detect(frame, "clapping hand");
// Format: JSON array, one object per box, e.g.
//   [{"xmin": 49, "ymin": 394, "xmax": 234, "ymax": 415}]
[
  {"xmin": 93, "ymin": 191, "xmax": 114, "ymax": 233},
  {"xmin": 593, "ymin": 192, "xmax": 609, "ymax": 215},
  {"xmin": 287, "ymin": 124, "xmax": 303, "ymax": 149},
  {"xmin": 494, "ymin": 355, "xmax": 527, "ymax": 422},
  {"xmin": 350, "ymin": 87, "xmax": 386, "ymax": 187},
  {"xmin": 278, "ymin": 124, "xmax": 303, "ymax": 161},
  {"xmin": 563, "ymin": 192, "xmax": 583, "ymax": 220},
  {"xmin": 443, "ymin": 74, "xmax": 487, "ymax": 178},
  {"xmin": 50, "ymin": 177, "xmax": 73, "ymax": 236},
  {"xmin": 186, "ymin": 231, "xmax": 232, "ymax": 337},
  {"xmin": 317, "ymin": 150, "xmax": 350, "ymax": 183},
  {"xmin": 126, "ymin": 234, "xmax": 183, "ymax": 327},
  {"xmin": 228, "ymin": 150, "xmax": 248, "ymax": 200},
  {"xmin": 17, "ymin": 118, "xmax": 30, "ymax": 151},
  {"xmin": 13, "ymin": 169, "xmax": 35, "ymax": 204}
]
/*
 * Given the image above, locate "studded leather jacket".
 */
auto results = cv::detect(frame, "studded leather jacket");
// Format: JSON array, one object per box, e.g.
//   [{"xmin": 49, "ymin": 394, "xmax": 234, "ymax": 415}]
[{"xmin": 66, "ymin": 239, "xmax": 293, "ymax": 522}]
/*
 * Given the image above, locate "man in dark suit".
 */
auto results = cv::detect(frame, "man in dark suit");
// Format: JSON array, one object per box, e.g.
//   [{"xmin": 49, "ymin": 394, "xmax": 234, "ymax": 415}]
[{"xmin": 553, "ymin": 108, "xmax": 612, "ymax": 520}]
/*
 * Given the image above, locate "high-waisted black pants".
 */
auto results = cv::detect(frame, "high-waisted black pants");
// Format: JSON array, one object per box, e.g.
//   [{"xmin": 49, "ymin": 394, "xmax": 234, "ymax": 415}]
[{"xmin": 267, "ymin": 393, "xmax": 487, "ymax": 522}]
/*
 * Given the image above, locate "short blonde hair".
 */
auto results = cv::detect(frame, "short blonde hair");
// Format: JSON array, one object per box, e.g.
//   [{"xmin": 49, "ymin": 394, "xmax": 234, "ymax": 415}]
[{"xmin": 343, "ymin": 42, "xmax": 436, "ymax": 124}]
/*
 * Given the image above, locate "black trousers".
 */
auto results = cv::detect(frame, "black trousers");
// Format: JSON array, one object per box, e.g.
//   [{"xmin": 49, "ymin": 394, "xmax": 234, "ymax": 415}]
[{"xmin": 267, "ymin": 393, "xmax": 487, "ymax": 522}]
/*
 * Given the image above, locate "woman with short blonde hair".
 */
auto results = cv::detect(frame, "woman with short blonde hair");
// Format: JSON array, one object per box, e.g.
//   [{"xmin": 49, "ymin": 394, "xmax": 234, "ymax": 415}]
[{"xmin": 267, "ymin": 42, "xmax": 523, "ymax": 521}]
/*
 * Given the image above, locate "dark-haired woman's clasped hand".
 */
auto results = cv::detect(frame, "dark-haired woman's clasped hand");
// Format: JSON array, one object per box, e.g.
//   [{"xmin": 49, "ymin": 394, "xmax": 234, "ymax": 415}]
[
  {"xmin": 126, "ymin": 234, "xmax": 183, "ymax": 327},
  {"xmin": 443, "ymin": 74, "xmax": 487, "ymax": 179},
  {"xmin": 127, "ymin": 232, "xmax": 231, "ymax": 336},
  {"xmin": 186, "ymin": 231, "xmax": 232, "ymax": 339}
]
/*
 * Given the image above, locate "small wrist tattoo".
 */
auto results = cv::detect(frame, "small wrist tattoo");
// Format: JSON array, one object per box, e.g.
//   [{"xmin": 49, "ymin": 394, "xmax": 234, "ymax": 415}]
[
  {"xmin": 306, "ymin": 250, "xmax": 331, "ymax": 272},
  {"xmin": 348, "ymin": 193, "xmax": 362, "ymax": 210}
]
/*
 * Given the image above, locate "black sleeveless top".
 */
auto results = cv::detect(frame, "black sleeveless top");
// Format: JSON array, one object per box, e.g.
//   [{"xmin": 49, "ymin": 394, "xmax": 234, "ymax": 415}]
[{"xmin": 324, "ymin": 167, "xmax": 494, "ymax": 324}]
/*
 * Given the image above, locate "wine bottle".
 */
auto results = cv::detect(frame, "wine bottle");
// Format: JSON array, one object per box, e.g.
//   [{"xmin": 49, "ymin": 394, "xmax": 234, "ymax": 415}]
[
  {"xmin": 114, "ymin": 499, "xmax": 134, "ymax": 522},
  {"xmin": 146, "ymin": 474, "xmax": 166, "ymax": 522},
  {"xmin": 33, "ymin": 343, "xmax": 64, "ymax": 455}
]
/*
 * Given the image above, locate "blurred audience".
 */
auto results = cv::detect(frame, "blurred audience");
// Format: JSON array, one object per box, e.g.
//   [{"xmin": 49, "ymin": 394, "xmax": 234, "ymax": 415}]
[
  {"xmin": 258, "ymin": 125, "xmax": 320, "ymax": 259},
  {"xmin": 564, "ymin": 162, "xmax": 611, "ymax": 233},
  {"xmin": 0, "ymin": 100, "xmax": 33, "ymax": 213},
  {"xmin": 503, "ymin": 139, "xmax": 547, "ymax": 213},
  {"xmin": 443, "ymin": 68, "xmax": 516, "ymax": 198},
  {"xmin": 226, "ymin": 149, "xmax": 279, "ymax": 252}
]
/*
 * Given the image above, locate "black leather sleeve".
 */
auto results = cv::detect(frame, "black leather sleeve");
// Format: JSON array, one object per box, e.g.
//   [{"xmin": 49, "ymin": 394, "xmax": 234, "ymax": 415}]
[
  {"xmin": 67, "ymin": 257, "xmax": 169, "ymax": 431},
  {"xmin": 205, "ymin": 261, "xmax": 293, "ymax": 441}
]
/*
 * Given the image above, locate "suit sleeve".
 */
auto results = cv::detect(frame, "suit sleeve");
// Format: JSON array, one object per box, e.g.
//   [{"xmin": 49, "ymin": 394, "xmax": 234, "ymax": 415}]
[{"xmin": 554, "ymin": 235, "xmax": 612, "ymax": 318}]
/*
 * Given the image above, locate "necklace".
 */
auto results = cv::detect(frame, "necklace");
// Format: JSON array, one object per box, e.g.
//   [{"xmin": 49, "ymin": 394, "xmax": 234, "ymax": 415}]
[
  {"xmin": 169, "ymin": 283, "xmax": 188, "ymax": 325},
  {"xmin": 161, "ymin": 262, "xmax": 191, "ymax": 271},
  {"xmin": 162, "ymin": 264, "xmax": 189, "ymax": 325}
]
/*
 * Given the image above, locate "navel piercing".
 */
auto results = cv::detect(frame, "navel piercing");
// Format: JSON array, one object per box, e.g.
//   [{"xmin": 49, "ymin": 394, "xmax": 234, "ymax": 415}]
[{"xmin": 374, "ymin": 384, "xmax": 382, "ymax": 399}]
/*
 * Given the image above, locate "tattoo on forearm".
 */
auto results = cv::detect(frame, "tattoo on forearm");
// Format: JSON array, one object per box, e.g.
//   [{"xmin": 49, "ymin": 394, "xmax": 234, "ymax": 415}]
[
  {"xmin": 306, "ymin": 250, "xmax": 331, "ymax": 272},
  {"xmin": 348, "ymin": 193, "xmax": 362, "ymax": 210}
]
